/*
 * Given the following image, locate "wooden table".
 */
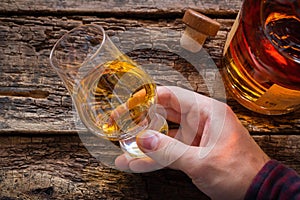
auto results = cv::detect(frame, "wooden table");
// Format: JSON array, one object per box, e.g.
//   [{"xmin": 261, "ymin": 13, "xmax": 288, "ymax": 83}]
[{"xmin": 0, "ymin": 0, "xmax": 299, "ymax": 199}]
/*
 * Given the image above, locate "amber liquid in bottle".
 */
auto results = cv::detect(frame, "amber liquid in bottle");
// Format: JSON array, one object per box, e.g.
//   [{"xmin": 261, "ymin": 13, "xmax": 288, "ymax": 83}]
[
  {"xmin": 75, "ymin": 60, "xmax": 167, "ymax": 142},
  {"xmin": 222, "ymin": 0, "xmax": 300, "ymax": 115}
]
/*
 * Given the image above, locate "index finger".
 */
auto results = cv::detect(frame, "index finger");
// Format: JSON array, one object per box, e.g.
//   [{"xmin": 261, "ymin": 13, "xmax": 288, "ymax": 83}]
[{"xmin": 157, "ymin": 86, "xmax": 212, "ymax": 114}]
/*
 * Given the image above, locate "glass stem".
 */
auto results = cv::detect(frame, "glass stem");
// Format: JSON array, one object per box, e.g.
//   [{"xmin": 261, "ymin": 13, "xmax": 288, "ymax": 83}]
[{"xmin": 119, "ymin": 114, "xmax": 168, "ymax": 158}]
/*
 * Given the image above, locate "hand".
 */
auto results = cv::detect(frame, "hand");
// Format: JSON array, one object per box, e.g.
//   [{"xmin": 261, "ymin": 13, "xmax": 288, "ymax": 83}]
[{"xmin": 115, "ymin": 86, "xmax": 270, "ymax": 200}]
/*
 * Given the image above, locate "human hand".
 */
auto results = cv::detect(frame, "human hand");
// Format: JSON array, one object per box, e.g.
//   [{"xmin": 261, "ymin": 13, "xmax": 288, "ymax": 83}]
[{"xmin": 115, "ymin": 86, "xmax": 270, "ymax": 199}]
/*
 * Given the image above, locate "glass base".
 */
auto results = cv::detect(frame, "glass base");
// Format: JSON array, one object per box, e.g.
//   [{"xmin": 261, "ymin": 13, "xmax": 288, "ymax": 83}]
[
  {"xmin": 119, "ymin": 114, "xmax": 168, "ymax": 158},
  {"xmin": 119, "ymin": 135, "xmax": 146, "ymax": 158}
]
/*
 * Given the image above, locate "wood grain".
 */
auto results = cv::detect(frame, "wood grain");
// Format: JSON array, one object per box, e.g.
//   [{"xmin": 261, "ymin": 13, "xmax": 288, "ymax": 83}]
[
  {"xmin": 0, "ymin": 134, "xmax": 299, "ymax": 199},
  {"xmin": 0, "ymin": 134, "xmax": 208, "ymax": 199},
  {"xmin": 1, "ymin": 0, "xmax": 242, "ymax": 16}
]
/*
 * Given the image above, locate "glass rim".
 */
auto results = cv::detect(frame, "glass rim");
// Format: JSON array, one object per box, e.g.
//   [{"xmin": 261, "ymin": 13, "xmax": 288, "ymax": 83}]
[{"xmin": 49, "ymin": 24, "xmax": 106, "ymax": 72}]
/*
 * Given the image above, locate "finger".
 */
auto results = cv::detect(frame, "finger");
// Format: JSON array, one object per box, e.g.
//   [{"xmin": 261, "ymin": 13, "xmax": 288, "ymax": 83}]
[
  {"xmin": 157, "ymin": 86, "xmax": 228, "ymax": 147},
  {"xmin": 128, "ymin": 156, "xmax": 164, "ymax": 172},
  {"xmin": 115, "ymin": 153, "xmax": 165, "ymax": 173},
  {"xmin": 115, "ymin": 154, "xmax": 134, "ymax": 172},
  {"xmin": 115, "ymin": 154, "xmax": 129, "ymax": 171},
  {"xmin": 157, "ymin": 107, "xmax": 182, "ymax": 124},
  {"xmin": 156, "ymin": 86, "xmax": 209, "ymax": 134},
  {"xmin": 167, "ymin": 129, "xmax": 181, "ymax": 138},
  {"xmin": 136, "ymin": 130, "xmax": 198, "ymax": 171},
  {"xmin": 156, "ymin": 86, "xmax": 212, "ymax": 115},
  {"xmin": 156, "ymin": 86, "xmax": 182, "ymax": 112}
]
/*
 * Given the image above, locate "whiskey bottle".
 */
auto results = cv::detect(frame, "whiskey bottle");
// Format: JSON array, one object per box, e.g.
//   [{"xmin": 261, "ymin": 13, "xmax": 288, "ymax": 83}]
[{"xmin": 222, "ymin": 0, "xmax": 300, "ymax": 115}]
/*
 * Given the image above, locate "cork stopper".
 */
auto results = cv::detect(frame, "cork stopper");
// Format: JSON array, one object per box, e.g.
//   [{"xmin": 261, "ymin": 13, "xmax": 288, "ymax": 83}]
[{"xmin": 180, "ymin": 9, "xmax": 221, "ymax": 52}]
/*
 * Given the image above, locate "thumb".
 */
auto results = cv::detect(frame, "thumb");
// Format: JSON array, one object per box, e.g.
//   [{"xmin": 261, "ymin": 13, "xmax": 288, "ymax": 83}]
[{"xmin": 136, "ymin": 130, "xmax": 194, "ymax": 170}]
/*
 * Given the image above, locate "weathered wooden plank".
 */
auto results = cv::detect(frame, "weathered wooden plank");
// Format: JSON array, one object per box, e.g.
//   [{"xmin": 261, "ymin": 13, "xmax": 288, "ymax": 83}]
[
  {"xmin": 0, "ymin": 134, "xmax": 208, "ymax": 199},
  {"xmin": 1, "ymin": 0, "xmax": 242, "ymax": 16},
  {"xmin": 0, "ymin": 134, "xmax": 299, "ymax": 199},
  {"xmin": 254, "ymin": 135, "xmax": 300, "ymax": 173},
  {"xmin": 0, "ymin": 16, "xmax": 299, "ymax": 134}
]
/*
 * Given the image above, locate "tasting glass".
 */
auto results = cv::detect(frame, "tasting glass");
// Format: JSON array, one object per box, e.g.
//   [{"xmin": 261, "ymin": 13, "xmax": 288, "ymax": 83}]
[{"xmin": 50, "ymin": 24, "xmax": 168, "ymax": 158}]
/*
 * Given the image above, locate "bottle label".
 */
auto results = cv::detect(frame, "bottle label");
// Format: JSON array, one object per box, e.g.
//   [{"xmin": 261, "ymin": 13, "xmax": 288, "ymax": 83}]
[
  {"xmin": 255, "ymin": 84, "xmax": 300, "ymax": 110},
  {"xmin": 223, "ymin": 10, "xmax": 241, "ymax": 55}
]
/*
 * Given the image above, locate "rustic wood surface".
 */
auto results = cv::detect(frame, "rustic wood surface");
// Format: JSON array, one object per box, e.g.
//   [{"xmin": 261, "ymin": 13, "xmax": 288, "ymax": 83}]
[
  {"xmin": 1, "ymin": 0, "xmax": 242, "ymax": 16},
  {"xmin": 0, "ymin": 0, "xmax": 299, "ymax": 199}
]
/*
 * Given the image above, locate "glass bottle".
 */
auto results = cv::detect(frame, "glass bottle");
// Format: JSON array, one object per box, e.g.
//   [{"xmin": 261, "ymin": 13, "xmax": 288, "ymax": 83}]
[
  {"xmin": 50, "ymin": 24, "xmax": 168, "ymax": 158},
  {"xmin": 222, "ymin": 0, "xmax": 300, "ymax": 115}
]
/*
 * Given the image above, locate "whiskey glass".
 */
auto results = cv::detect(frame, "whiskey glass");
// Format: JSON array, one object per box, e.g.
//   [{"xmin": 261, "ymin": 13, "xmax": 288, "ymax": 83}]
[{"xmin": 49, "ymin": 24, "xmax": 168, "ymax": 158}]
